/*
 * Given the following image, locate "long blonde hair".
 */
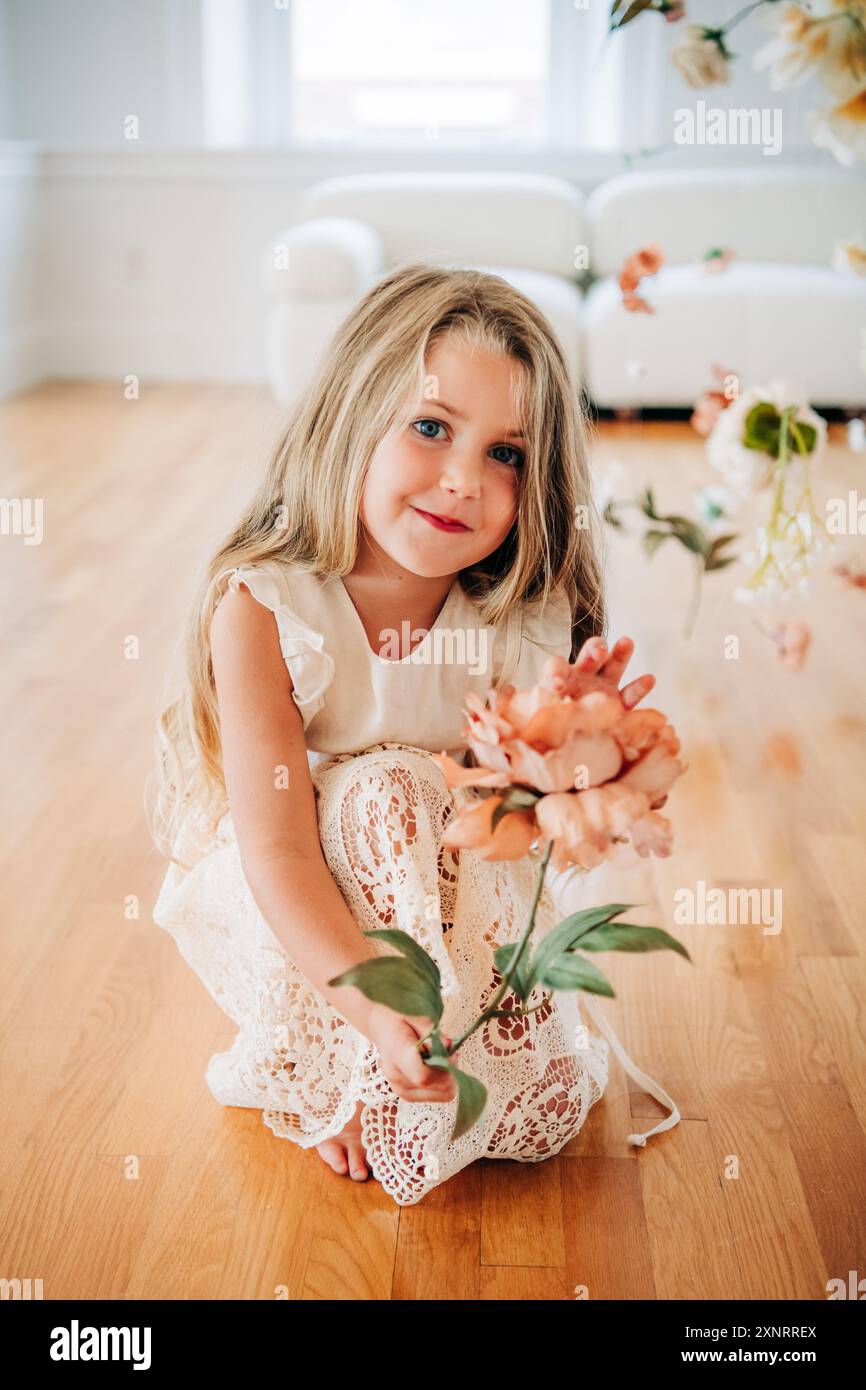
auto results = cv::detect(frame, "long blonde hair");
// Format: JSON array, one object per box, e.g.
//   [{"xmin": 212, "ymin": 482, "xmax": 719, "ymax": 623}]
[{"xmin": 146, "ymin": 262, "xmax": 607, "ymax": 869}]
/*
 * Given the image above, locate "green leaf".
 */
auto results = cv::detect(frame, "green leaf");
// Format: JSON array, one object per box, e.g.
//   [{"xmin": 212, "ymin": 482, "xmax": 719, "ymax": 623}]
[
  {"xmin": 668, "ymin": 517, "xmax": 710, "ymax": 556},
  {"xmin": 493, "ymin": 941, "xmax": 534, "ymax": 1002},
  {"xmin": 327, "ymin": 957, "xmax": 443, "ymax": 1023},
  {"xmin": 423, "ymin": 1058, "xmax": 488, "ymax": 1140},
  {"xmin": 490, "ymin": 786, "xmax": 539, "ymax": 836},
  {"xmin": 616, "ymin": 0, "xmax": 655, "ymax": 27},
  {"xmin": 640, "ymin": 486, "xmax": 660, "ymax": 521},
  {"xmin": 531, "ymin": 903, "xmax": 636, "ymax": 982},
  {"xmin": 743, "ymin": 401, "xmax": 782, "ymax": 455},
  {"xmin": 362, "ymin": 927, "xmax": 442, "ymax": 991},
  {"xmin": 451, "ymin": 1065, "xmax": 489, "ymax": 1138},
  {"xmin": 578, "ymin": 921, "xmax": 692, "ymax": 962},
  {"xmin": 789, "ymin": 418, "xmax": 817, "ymax": 455},
  {"xmin": 536, "ymin": 951, "xmax": 615, "ymax": 996},
  {"xmin": 643, "ymin": 528, "xmax": 670, "ymax": 557},
  {"xmin": 705, "ymin": 553, "xmax": 737, "ymax": 572},
  {"xmin": 706, "ymin": 532, "xmax": 739, "ymax": 559},
  {"xmin": 742, "ymin": 403, "xmax": 815, "ymax": 459}
]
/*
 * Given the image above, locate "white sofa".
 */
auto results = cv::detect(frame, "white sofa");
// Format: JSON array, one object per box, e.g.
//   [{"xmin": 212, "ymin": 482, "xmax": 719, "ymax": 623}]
[
  {"xmin": 584, "ymin": 168, "xmax": 866, "ymax": 408},
  {"xmin": 263, "ymin": 168, "xmax": 866, "ymax": 412}
]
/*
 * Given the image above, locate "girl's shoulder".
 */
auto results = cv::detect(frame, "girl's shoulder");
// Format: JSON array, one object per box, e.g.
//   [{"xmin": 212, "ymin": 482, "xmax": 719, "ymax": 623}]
[{"xmin": 215, "ymin": 558, "xmax": 336, "ymax": 731}]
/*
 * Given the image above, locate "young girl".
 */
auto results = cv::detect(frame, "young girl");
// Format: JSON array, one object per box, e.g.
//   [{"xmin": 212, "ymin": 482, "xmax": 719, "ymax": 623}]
[{"xmin": 149, "ymin": 263, "xmax": 679, "ymax": 1208}]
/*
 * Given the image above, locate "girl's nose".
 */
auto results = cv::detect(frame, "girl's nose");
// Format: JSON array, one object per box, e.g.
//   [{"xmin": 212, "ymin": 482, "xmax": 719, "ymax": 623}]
[{"xmin": 440, "ymin": 458, "xmax": 481, "ymax": 500}]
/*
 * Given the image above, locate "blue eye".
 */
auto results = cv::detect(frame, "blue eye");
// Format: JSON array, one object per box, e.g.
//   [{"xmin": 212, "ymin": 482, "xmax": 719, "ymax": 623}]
[
  {"xmin": 490, "ymin": 444, "xmax": 524, "ymax": 468},
  {"xmin": 412, "ymin": 419, "xmax": 523, "ymax": 467},
  {"xmin": 412, "ymin": 418, "xmax": 447, "ymax": 440}
]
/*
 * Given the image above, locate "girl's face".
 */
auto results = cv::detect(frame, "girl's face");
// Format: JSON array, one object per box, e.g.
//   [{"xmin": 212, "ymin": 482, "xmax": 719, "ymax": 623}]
[{"xmin": 358, "ymin": 336, "xmax": 526, "ymax": 579}]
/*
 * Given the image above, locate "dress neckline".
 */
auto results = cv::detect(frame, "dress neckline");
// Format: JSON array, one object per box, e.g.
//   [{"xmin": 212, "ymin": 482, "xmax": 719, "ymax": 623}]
[{"xmin": 333, "ymin": 574, "xmax": 462, "ymax": 665}]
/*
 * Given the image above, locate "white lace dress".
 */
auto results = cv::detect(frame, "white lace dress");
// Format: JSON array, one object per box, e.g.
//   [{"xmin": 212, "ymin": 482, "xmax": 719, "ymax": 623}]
[{"xmin": 152, "ymin": 560, "xmax": 680, "ymax": 1206}]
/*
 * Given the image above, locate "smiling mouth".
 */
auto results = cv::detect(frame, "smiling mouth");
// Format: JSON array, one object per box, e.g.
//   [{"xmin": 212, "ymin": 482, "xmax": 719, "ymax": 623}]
[{"xmin": 412, "ymin": 506, "xmax": 471, "ymax": 533}]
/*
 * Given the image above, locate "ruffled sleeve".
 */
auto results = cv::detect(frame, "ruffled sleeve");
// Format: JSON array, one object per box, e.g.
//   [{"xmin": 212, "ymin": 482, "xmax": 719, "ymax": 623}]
[{"xmin": 216, "ymin": 563, "xmax": 336, "ymax": 732}]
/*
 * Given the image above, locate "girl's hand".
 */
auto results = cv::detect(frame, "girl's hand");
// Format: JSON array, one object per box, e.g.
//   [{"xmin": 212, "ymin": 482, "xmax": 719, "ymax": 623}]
[
  {"xmin": 544, "ymin": 636, "xmax": 655, "ymax": 712},
  {"xmin": 367, "ymin": 1010, "xmax": 458, "ymax": 1105}
]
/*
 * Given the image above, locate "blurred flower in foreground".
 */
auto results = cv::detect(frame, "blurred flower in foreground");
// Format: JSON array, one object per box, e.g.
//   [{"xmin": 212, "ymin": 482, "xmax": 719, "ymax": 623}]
[
  {"xmin": 706, "ymin": 382, "xmax": 829, "ymax": 604},
  {"xmin": 754, "ymin": 2, "xmax": 866, "ymax": 165},
  {"xmin": 768, "ymin": 618, "xmax": 812, "ymax": 671},
  {"xmin": 671, "ymin": 25, "xmax": 732, "ymax": 88},
  {"xmin": 833, "ymin": 234, "xmax": 866, "ymax": 275},
  {"xmin": 691, "ymin": 362, "xmax": 739, "ymax": 437},
  {"xmin": 833, "ymin": 559, "xmax": 866, "ymax": 588}
]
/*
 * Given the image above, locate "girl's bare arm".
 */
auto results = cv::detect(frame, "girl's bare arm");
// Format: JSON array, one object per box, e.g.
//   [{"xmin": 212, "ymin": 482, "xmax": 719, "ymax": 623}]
[{"xmin": 209, "ymin": 582, "xmax": 388, "ymax": 1040}]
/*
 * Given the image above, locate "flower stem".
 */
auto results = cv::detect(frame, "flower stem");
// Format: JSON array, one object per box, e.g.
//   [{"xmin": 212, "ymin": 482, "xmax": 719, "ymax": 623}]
[
  {"xmin": 719, "ymin": 0, "xmax": 770, "ymax": 37},
  {"xmin": 683, "ymin": 557, "xmax": 704, "ymax": 640},
  {"xmin": 444, "ymin": 839, "xmax": 554, "ymax": 1056}
]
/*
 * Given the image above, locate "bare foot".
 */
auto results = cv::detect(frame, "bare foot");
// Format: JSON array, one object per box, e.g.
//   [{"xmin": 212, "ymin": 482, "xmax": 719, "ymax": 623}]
[{"xmin": 315, "ymin": 1100, "xmax": 373, "ymax": 1183}]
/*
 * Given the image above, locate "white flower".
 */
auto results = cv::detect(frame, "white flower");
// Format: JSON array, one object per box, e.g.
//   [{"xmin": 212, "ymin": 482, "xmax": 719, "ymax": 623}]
[
  {"xmin": 707, "ymin": 382, "xmax": 828, "ymax": 497},
  {"xmin": 754, "ymin": 2, "xmax": 866, "ymax": 97},
  {"xmin": 808, "ymin": 85, "xmax": 866, "ymax": 165},
  {"xmin": 671, "ymin": 26, "xmax": 731, "ymax": 89}
]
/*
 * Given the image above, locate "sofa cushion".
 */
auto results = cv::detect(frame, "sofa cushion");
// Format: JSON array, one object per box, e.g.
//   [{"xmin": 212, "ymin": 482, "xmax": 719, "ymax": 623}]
[
  {"xmin": 587, "ymin": 169, "xmax": 866, "ymax": 277},
  {"xmin": 583, "ymin": 262, "xmax": 866, "ymax": 408},
  {"xmin": 301, "ymin": 172, "xmax": 586, "ymax": 279}
]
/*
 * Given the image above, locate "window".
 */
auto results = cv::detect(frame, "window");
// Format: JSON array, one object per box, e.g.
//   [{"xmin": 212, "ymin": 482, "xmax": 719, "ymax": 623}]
[
  {"xmin": 199, "ymin": 0, "xmax": 630, "ymax": 153},
  {"xmin": 289, "ymin": 0, "xmax": 550, "ymax": 147}
]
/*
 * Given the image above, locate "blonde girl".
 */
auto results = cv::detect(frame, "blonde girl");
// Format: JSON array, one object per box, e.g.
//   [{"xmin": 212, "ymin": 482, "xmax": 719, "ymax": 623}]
[{"xmin": 148, "ymin": 262, "xmax": 666, "ymax": 1208}]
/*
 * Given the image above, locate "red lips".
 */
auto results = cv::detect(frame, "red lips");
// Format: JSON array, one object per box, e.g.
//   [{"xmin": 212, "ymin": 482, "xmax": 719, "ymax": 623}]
[{"xmin": 413, "ymin": 507, "xmax": 470, "ymax": 533}]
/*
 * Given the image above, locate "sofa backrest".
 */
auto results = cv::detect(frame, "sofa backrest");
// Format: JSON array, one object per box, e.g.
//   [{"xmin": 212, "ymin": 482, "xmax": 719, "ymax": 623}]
[
  {"xmin": 300, "ymin": 172, "xmax": 585, "ymax": 279},
  {"xmin": 586, "ymin": 168, "xmax": 866, "ymax": 276}
]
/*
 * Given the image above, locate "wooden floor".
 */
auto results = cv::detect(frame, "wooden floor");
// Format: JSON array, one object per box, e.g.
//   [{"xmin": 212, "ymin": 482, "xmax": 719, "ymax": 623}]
[{"xmin": 2, "ymin": 381, "xmax": 865, "ymax": 1300}]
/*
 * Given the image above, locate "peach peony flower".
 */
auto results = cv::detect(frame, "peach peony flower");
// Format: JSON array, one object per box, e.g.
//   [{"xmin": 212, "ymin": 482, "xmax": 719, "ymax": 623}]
[
  {"xmin": 671, "ymin": 26, "xmax": 731, "ymax": 89},
  {"xmin": 833, "ymin": 560, "xmax": 866, "ymax": 589},
  {"xmin": 691, "ymin": 391, "xmax": 728, "ymax": 436},
  {"xmin": 432, "ymin": 655, "xmax": 686, "ymax": 875},
  {"xmin": 769, "ymin": 619, "xmax": 812, "ymax": 670},
  {"xmin": 619, "ymin": 243, "xmax": 664, "ymax": 314},
  {"xmin": 622, "ymin": 292, "xmax": 654, "ymax": 314},
  {"xmin": 691, "ymin": 363, "xmax": 738, "ymax": 436}
]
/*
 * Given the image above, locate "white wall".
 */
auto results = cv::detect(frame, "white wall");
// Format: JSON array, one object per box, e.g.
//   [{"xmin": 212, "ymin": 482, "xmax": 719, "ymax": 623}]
[{"xmin": 1, "ymin": 0, "xmax": 202, "ymax": 145}]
